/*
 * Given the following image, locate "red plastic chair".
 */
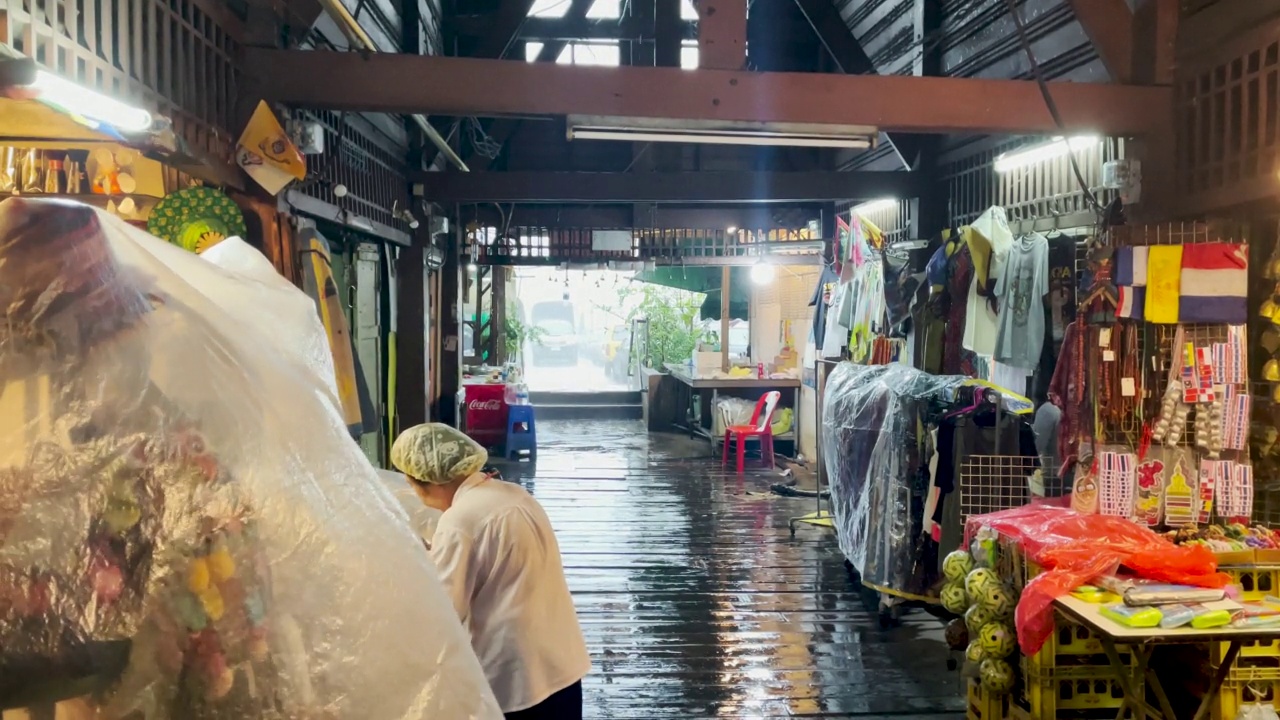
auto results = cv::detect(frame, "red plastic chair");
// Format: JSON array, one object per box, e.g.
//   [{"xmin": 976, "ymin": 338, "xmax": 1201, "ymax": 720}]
[{"xmin": 721, "ymin": 391, "xmax": 782, "ymax": 473}]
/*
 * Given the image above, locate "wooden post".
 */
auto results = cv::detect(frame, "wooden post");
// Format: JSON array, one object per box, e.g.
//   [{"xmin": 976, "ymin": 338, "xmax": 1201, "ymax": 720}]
[
  {"xmin": 721, "ymin": 265, "xmax": 731, "ymax": 372},
  {"xmin": 395, "ymin": 236, "xmax": 428, "ymax": 430}
]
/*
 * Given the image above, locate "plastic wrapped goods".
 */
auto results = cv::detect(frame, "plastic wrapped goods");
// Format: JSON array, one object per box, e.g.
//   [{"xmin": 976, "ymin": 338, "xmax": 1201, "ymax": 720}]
[
  {"xmin": 0, "ymin": 198, "xmax": 501, "ymax": 719},
  {"xmin": 966, "ymin": 505, "xmax": 1229, "ymax": 656},
  {"xmin": 821, "ymin": 363, "xmax": 972, "ymax": 598}
]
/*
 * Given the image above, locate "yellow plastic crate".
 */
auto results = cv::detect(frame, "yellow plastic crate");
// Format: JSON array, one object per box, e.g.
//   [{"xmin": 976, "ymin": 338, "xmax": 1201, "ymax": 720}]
[
  {"xmin": 1023, "ymin": 612, "xmax": 1133, "ymax": 675},
  {"xmin": 1213, "ymin": 666, "xmax": 1280, "ymax": 720},
  {"xmin": 1212, "ymin": 636, "xmax": 1280, "ymax": 664},
  {"xmin": 967, "ymin": 677, "xmax": 1014, "ymax": 720},
  {"xmin": 1023, "ymin": 667, "xmax": 1133, "ymax": 719},
  {"xmin": 1221, "ymin": 565, "xmax": 1280, "ymax": 602}
]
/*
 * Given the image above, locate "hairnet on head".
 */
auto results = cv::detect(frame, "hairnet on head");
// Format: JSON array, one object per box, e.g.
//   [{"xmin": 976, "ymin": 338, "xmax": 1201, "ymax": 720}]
[{"xmin": 391, "ymin": 423, "xmax": 489, "ymax": 485}]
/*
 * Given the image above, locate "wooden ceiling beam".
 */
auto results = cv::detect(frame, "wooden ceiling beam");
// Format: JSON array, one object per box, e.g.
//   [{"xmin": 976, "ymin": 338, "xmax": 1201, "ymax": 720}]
[
  {"xmin": 244, "ymin": 48, "xmax": 1171, "ymax": 136},
  {"xmin": 411, "ymin": 170, "xmax": 925, "ymax": 202},
  {"xmin": 452, "ymin": 16, "xmax": 697, "ymax": 41}
]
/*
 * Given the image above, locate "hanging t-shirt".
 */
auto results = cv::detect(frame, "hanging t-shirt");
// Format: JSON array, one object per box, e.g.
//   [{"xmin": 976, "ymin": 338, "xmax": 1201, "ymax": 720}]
[
  {"xmin": 809, "ymin": 265, "xmax": 839, "ymax": 351},
  {"xmin": 962, "ymin": 208, "xmax": 1014, "ymax": 356},
  {"xmin": 1047, "ymin": 235, "xmax": 1076, "ymax": 342},
  {"xmin": 994, "ymin": 232, "xmax": 1050, "ymax": 370}
]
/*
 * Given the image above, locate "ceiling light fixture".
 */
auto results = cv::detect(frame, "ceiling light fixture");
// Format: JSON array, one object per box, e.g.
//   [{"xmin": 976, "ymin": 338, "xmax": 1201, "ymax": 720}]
[
  {"xmin": 994, "ymin": 135, "xmax": 1099, "ymax": 174},
  {"xmin": 26, "ymin": 70, "xmax": 153, "ymax": 133},
  {"xmin": 567, "ymin": 115, "xmax": 877, "ymax": 149},
  {"xmin": 750, "ymin": 259, "xmax": 775, "ymax": 285}
]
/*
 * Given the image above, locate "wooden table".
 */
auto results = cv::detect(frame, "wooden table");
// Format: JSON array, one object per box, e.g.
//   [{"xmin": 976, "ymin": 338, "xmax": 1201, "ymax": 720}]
[
  {"xmin": 664, "ymin": 364, "xmax": 802, "ymax": 451},
  {"xmin": 1054, "ymin": 594, "xmax": 1280, "ymax": 720}
]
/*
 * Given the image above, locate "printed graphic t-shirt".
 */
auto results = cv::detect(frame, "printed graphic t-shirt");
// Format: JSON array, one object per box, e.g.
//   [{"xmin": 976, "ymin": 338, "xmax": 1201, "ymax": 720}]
[{"xmin": 994, "ymin": 232, "xmax": 1050, "ymax": 370}]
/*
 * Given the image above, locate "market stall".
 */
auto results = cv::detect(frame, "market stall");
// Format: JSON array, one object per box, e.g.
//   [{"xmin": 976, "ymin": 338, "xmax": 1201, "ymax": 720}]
[{"xmin": 929, "ymin": 219, "xmax": 1276, "ymax": 720}]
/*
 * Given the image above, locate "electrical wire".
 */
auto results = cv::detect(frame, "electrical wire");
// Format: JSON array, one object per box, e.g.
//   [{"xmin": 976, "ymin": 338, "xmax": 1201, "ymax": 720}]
[
  {"xmin": 467, "ymin": 117, "xmax": 504, "ymax": 159},
  {"xmin": 1000, "ymin": 0, "xmax": 1103, "ymax": 213}
]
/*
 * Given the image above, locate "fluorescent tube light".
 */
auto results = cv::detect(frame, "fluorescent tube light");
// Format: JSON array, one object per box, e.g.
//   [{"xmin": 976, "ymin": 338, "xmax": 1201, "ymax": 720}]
[
  {"xmin": 853, "ymin": 198, "xmax": 898, "ymax": 214},
  {"xmin": 29, "ymin": 70, "xmax": 153, "ymax": 132},
  {"xmin": 994, "ymin": 136, "xmax": 1098, "ymax": 174},
  {"xmin": 569, "ymin": 128, "xmax": 871, "ymax": 148},
  {"xmin": 567, "ymin": 115, "xmax": 877, "ymax": 149}
]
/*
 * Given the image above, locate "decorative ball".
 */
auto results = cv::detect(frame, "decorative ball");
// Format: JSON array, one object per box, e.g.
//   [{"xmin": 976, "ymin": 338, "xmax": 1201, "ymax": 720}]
[
  {"xmin": 965, "ymin": 604, "xmax": 994, "ymax": 636},
  {"xmin": 979, "ymin": 622, "xmax": 1017, "ymax": 660},
  {"xmin": 187, "ymin": 558, "xmax": 211, "ymax": 594},
  {"xmin": 980, "ymin": 657, "xmax": 1015, "ymax": 694},
  {"xmin": 965, "ymin": 567, "xmax": 999, "ymax": 599},
  {"xmin": 943, "ymin": 550, "xmax": 975, "ymax": 582},
  {"xmin": 945, "ymin": 618, "xmax": 969, "ymax": 650},
  {"xmin": 198, "ymin": 586, "xmax": 225, "ymax": 621},
  {"xmin": 208, "ymin": 546, "xmax": 236, "ymax": 582},
  {"xmin": 940, "ymin": 582, "xmax": 969, "ymax": 614},
  {"xmin": 966, "ymin": 640, "xmax": 985, "ymax": 664},
  {"xmin": 980, "ymin": 583, "xmax": 1016, "ymax": 620},
  {"xmin": 206, "ymin": 665, "xmax": 235, "ymax": 700}
]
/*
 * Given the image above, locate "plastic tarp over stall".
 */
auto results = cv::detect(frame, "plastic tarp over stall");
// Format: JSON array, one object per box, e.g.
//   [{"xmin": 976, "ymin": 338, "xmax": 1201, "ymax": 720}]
[
  {"xmin": 821, "ymin": 363, "xmax": 970, "ymax": 599},
  {"xmin": 0, "ymin": 198, "xmax": 501, "ymax": 719}
]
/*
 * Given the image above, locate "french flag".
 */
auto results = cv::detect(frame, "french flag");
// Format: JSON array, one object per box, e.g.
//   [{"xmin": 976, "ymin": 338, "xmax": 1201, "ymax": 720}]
[{"xmin": 1179, "ymin": 243, "xmax": 1248, "ymax": 323}]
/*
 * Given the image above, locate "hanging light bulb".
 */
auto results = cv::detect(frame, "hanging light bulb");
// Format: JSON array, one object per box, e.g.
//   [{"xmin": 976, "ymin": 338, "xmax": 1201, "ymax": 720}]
[{"xmin": 750, "ymin": 260, "xmax": 775, "ymax": 285}]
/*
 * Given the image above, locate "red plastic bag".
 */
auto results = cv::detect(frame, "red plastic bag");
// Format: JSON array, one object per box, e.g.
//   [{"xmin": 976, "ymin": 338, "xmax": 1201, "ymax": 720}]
[{"xmin": 966, "ymin": 506, "xmax": 1230, "ymax": 655}]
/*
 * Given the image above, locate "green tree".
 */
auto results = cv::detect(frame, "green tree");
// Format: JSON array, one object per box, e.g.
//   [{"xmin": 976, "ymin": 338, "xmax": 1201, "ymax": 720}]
[{"xmin": 628, "ymin": 284, "xmax": 709, "ymax": 369}]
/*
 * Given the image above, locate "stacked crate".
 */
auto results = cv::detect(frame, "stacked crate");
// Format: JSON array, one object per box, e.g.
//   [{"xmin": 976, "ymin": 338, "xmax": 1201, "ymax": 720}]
[{"xmin": 1020, "ymin": 611, "xmax": 1137, "ymax": 719}]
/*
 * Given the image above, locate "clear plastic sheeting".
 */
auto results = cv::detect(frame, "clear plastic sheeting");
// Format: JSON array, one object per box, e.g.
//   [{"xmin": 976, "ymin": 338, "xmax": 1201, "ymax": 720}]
[
  {"xmin": 196, "ymin": 237, "xmax": 342, "ymax": 415},
  {"xmin": 0, "ymin": 198, "xmax": 502, "ymax": 719},
  {"xmin": 821, "ymin": 363, "xmax": 970, "ymax": 599}
]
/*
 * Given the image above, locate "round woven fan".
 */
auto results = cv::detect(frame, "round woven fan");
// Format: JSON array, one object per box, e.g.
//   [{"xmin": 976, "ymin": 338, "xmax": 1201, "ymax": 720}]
[{"xmin": 147, "ymin": 186, "xmax": 246, "ymax": 253}]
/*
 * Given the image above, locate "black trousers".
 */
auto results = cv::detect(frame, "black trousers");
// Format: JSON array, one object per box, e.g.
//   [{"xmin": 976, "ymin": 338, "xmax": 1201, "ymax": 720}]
[{"xmin": 504, "ymin": 681, "xmax": 583, "ymax": 720}]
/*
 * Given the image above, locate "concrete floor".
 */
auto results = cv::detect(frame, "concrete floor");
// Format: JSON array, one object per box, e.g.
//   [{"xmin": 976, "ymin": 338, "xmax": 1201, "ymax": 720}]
[{"xmin": 492, "ymin": 420, "xmax": 965, "ymax": 719}]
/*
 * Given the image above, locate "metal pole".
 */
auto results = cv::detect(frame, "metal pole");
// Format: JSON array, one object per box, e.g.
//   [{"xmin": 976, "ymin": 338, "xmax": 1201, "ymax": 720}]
[
  {"xmin": 720, "ymin": 266, "xmax": 731, "ymax": 372},
  {"xmin": 315, "ymin": 0, "xmax": 470, "ymax": 173},
  {"xmin": 815, "ymin": 359, "xmax": 833, "ymax": 518}
]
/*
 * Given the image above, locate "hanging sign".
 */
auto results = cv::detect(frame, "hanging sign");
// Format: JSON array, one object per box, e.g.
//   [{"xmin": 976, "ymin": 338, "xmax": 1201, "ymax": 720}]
[{"xmin": 236, "ymin": 101, "xmax": 306, "ymax": 195}]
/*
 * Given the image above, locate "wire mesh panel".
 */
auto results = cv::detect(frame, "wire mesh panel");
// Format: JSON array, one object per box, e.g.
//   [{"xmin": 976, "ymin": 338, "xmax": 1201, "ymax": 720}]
[{"xmin": 959, "ymin": 455, "xmax": 1039, "ymax": 522}]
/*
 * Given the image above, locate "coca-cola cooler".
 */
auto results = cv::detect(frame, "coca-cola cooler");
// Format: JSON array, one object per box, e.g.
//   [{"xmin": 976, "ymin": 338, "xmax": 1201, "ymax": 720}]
[{"xmin": 460, "ymin": 381, "xmax": 509, "ymax": 449}]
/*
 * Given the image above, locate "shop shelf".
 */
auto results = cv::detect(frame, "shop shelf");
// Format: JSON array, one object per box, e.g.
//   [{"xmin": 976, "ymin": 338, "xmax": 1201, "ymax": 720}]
[{"xmin": 1213, "ymin": 665, "xmax": 1280, "ymax": 720}]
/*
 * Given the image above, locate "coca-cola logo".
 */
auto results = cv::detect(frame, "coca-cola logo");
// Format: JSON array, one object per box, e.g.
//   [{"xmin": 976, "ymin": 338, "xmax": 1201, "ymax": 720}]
[{"xmin": 468, "ymin": 399, "xmax": 503, "ymax": 411}]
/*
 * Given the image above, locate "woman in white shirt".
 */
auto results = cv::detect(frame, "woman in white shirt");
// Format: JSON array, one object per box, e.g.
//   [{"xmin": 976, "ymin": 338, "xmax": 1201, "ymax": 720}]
[{"xmin": 391, "ymin": 423, "xmax": 591, "ymax": 719}]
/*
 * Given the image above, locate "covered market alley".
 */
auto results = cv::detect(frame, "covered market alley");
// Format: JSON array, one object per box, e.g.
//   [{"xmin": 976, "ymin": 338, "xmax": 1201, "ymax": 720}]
[
  {"xmin": 491, "ymin": 419, "xmax": 960, "ymax": 719},
  {"xmin": 3, "ymin": 0, "xmax": 1273, "ymax": 719}
]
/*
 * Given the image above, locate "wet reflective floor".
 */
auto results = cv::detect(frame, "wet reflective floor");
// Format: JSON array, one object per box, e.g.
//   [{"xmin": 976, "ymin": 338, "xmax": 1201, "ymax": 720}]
[{"xmin": 493, "ymin": 420, "xmax": 964, "ymax": 719}]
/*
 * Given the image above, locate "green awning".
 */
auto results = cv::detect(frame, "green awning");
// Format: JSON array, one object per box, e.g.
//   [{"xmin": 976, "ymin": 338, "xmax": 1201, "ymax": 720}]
[{"xmin": 633, "ymin": 266, "xmax": 750, "ymax": 320}]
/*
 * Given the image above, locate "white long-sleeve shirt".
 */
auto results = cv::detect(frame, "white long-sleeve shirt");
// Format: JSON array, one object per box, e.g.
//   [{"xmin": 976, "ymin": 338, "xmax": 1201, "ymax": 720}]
[{"xmin": 430, "ymin": 474, "xmax": 591, "ymax": 713}]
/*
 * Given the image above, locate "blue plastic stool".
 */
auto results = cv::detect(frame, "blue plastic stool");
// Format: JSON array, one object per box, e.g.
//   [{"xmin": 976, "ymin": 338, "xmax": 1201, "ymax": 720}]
[{"xmin": 505, "ymin": 404, "xmax": 538, "ymax": 460}]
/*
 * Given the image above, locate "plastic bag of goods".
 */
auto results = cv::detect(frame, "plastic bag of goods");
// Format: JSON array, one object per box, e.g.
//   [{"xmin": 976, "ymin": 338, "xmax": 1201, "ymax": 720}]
[
  {"xmin": 0, "ymin": 198, "xmax": 501, "ymax": 719},
  {"xmin": 965, "ymin": 504, "xmax": 1229, "ymax": 656}
]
